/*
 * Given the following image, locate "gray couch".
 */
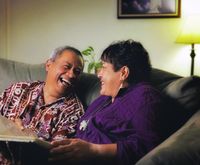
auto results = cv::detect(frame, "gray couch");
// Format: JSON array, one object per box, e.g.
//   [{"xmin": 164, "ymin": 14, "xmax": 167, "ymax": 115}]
[{"xmin": 0, "ymin": 58, "xmax": 200, "ymax": 165}]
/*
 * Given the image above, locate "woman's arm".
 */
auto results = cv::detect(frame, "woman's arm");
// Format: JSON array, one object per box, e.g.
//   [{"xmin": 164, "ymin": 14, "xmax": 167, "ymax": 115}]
[{"xmin": 49, "ymin": 138, "xmax": 117, "ymax": 164}]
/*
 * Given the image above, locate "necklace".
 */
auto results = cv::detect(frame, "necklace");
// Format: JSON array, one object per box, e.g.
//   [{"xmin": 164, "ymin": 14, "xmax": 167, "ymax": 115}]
[{"xmin": 79, "ymin": 98, "xmax": 111, "ymax": 131}]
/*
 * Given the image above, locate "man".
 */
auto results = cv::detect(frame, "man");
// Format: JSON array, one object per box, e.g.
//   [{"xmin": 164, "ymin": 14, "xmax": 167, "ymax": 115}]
[{"xmin": 0, "ymin": 46, "xmax": 85, "ymax": 164}]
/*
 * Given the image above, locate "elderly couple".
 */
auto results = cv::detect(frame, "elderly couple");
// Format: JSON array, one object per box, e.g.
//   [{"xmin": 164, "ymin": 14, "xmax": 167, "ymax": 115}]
[{"xmin": 0, "ymin": 40, "xmax": 168, "ymax": 165}]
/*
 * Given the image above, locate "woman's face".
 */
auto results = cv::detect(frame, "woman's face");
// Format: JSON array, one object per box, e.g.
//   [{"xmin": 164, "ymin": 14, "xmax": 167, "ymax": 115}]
[{"xmin": 97, "ymin": 61, "xmax": 122, "ymax": 98}]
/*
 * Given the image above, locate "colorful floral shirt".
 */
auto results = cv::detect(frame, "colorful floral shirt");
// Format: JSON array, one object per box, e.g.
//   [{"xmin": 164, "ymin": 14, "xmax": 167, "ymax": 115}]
[{"xmin": 0, "ymin": 81, "xmax": 84, "ymax": 164}]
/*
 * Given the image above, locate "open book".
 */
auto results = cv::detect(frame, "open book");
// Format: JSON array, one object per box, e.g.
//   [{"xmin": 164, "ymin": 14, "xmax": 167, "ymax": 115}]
[
  {"xmin": 0, "ymin": 115, "xmax": 51, "ymax": 164},
  {"xmin": 0, "ymin": 115, "xmax": 51, "ymax": 149}
]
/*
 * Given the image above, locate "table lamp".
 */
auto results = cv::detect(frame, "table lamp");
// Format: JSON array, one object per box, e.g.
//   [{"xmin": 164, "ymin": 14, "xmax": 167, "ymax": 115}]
[{"xmin": 176, "ymin": 16, "xmax": 200, "ymax": 75}]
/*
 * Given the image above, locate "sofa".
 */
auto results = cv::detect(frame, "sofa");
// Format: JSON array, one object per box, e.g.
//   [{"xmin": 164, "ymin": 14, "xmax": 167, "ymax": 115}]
[{"xmin": 0, "ymin": 57, "xmax": 200, "ymax": 165}]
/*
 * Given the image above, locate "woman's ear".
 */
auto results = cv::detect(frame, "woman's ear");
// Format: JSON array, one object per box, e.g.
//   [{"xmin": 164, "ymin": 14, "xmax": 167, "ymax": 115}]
[{"xmin": 120, "ymin": 66, "xmax": 129, "ymax": 81}]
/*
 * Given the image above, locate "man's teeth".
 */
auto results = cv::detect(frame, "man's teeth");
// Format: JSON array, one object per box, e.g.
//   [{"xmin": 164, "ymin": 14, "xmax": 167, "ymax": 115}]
[{"xmin": 60, "ymin": 78, "xmax": 71, "ymax": 85}]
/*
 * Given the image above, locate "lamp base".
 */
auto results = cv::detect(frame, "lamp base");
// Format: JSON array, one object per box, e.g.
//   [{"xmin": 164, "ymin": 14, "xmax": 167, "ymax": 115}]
[{"xmin": 190, "ymin": 43, "xmax": 195, "ymax": 76}]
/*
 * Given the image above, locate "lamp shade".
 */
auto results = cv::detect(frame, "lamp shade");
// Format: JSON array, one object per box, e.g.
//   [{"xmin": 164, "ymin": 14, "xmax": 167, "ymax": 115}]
[{"xmin": 176, "ymin": 16, "xmax": 200, "ymax": 44}]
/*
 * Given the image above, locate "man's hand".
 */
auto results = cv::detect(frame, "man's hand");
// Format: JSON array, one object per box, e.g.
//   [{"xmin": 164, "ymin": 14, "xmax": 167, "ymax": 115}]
[{"xmin": 10, "ymin": 118, "xmax": 24, "ymax": 130}]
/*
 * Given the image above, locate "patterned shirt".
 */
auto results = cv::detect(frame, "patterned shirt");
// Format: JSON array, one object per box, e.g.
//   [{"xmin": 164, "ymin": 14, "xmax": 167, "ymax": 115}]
[
  {"xmin": 0, "ymin": 81, "xmax": 84, "ymax": 141},
  {"xmin": 0, "ymin": 81, "xmax": 84, "ymax": 165}
]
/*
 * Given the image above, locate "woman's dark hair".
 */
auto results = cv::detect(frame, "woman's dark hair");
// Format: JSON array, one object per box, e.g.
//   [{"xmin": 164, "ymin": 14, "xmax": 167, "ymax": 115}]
[{"xmin": 101, "ymin": 39, "xmax": 151, "ymax": 84}]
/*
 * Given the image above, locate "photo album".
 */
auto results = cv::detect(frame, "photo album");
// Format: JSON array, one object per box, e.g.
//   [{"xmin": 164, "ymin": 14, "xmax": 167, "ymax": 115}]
[{"xmin": 0, "ymin": 115, "xmax": 51, "ymax": 164}]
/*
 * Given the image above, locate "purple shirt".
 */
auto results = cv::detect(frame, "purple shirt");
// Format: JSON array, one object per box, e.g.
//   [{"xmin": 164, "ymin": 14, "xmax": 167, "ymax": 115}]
[{"xmin": 76, "ymin": 82, "xmax": 164, "ymax": 165}]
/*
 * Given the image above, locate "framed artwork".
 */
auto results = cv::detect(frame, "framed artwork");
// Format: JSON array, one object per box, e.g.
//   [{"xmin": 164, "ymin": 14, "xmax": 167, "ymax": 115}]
[{"xmin": 118, "ymin": 0, "xmax": 181, "ymax": 18}]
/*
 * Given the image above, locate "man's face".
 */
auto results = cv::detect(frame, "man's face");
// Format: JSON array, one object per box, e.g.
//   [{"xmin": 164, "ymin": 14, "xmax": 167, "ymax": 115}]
[{"xmin": 45, "ymin": 50, "xmax": 83, "ymax": 97}]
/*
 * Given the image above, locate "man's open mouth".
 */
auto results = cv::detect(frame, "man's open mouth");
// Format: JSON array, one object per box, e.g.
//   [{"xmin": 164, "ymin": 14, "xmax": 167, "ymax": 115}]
[{"xmin": 60, "ymin": 77, "xmax": 72, "ymax": 86}]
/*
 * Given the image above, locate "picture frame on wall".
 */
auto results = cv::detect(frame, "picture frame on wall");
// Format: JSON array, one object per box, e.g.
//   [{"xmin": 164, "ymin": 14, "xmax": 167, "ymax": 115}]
[{"xmin": 118, "ymin": 0, "xmax": 181, "ymax": 18}]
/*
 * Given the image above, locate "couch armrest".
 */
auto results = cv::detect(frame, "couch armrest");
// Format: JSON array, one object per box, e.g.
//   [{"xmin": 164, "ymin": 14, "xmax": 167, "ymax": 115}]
[{"xmin": 135, "ymin": 109, "xmax": 200, "ymax": 165}]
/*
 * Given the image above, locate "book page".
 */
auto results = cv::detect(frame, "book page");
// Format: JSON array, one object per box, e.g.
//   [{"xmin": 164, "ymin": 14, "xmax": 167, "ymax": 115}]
[{"xmin": 0, "ymin": 115, "xmax": 51, "ymax": 149}]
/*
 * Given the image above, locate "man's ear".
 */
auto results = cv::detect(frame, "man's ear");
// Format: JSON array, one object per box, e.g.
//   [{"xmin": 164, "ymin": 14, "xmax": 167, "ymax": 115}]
[
  {"xmin": 120, "ymin": 66, "xmax": 129, "ymax": 81},
  {"xmin": 45, "ymin": 59, "xmax": 53, "ymax": 72}
]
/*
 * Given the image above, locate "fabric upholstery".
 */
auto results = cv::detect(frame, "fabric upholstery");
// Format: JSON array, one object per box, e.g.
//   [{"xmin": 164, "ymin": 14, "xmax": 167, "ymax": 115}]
[
  {"xmin": 76, "ymin": 73, "xmax": 100, "ymax": 108},
  {"xmin": 135, "ymin": 110, "xmax": 200, "ymax": 165},
  {"xmin": 150, "ymin": 68, "xmax": 181, "ymax": 90},
  {"xmin": 0, "ymin": 58, "xmax": 46, "ymax": 93},
  {"xmin": 163, "ymin": 76, "xmax": 200, "ymax": 111}
]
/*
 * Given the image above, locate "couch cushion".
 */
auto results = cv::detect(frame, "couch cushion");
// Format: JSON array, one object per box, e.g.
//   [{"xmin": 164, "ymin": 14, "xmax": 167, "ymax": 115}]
[
  {"xmin": 75, "ymin": 73, "xmax": 100, "ymax": 108},
  {"xmin": 163, "ymin": 76, "xmax": 200, "ymax": 112},
  {"xmin": 150, "ymin": 68, "xmax": 181, "ymax": 90}
]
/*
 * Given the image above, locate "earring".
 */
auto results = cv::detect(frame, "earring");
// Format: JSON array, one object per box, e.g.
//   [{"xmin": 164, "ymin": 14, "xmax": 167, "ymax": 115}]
[{"xmin": 119, "ymin": 80, "xmax": 124, "ymax": 89}]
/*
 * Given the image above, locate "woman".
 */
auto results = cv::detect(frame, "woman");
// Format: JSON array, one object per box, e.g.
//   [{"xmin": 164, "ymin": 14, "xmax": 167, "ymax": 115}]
[{"xmin": 49, "ymin": 40, "xmax": 166, "ymax": 165}]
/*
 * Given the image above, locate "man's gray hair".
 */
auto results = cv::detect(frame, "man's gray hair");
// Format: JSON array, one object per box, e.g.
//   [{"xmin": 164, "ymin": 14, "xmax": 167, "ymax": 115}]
[{"xmin": 50, "ymin": 45, "xmax": 82, "ymax": 61}]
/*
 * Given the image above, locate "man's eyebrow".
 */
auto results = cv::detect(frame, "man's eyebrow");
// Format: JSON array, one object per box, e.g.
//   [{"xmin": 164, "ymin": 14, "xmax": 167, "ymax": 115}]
[
  {"xmin": 64, "ymin": 61, "xmax": 83, "ymax": 70},
  {"xmin": 63, "ymin": 61, "xmax": 71, "ymax": 65}
]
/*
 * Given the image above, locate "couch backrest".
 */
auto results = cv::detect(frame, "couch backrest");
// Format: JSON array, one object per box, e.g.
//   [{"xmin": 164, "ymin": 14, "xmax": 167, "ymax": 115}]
[
  {"xmin": 150, "ymin": 68, "xmax": 182, "ymax": 90},
  {"xmin": 1, "ymin": 58, "xmax": 199, "ymax": 113},
  {"xmin": 0, "ymin": 58, "xmax": 46, "ymax": 93}
]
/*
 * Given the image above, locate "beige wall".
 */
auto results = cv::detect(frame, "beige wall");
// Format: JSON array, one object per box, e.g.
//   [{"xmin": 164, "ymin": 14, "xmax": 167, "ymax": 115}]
[
  {"xmin": 0, "ymin": 0, "xmax": 7, "ymax": 59},
  {"xmin": 0, "ymin": 0, "xmax": 200, "ymax": 76}
]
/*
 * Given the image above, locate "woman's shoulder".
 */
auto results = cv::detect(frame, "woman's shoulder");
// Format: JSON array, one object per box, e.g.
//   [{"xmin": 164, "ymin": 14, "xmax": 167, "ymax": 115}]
[
  {"xmin": 120, "ymin": 82, "xmax": 164, "ymax": 116},
  {"xmin": 125, "ymin": 82, "xmax": 163, "ymax": 101},
  {"xmin": 130, "ymin": 82, "xmax": 160, "ymax": 94}
]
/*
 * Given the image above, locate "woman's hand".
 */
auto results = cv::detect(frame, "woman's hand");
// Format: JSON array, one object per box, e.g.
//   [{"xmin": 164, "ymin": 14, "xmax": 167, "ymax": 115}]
[
  {"xmin": 49, "ymin": 138, "xmax": 117, "ymax": 165},
  {"xmin": 49, "ymin": 138, "xmax": 95, "ymax": 164}
]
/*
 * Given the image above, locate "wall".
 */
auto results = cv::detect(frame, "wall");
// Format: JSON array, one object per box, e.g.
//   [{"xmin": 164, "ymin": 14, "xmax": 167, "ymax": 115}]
[
  {"xmin": 0, "ymin": 0, "xmax": 7, "ymax": 59},
  {"xmin": 0, "ymin": 0, "xmax": 200, "ymax": 76}
]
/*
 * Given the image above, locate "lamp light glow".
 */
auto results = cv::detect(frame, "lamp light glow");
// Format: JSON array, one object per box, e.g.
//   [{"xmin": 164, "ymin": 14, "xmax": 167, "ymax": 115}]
[{"xmin": 176, "ymin": 16, "xmax": 200, "ymax": 75}]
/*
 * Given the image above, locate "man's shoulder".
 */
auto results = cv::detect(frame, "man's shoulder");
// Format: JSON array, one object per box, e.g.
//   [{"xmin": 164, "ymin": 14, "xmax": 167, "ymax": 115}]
[
  {"xmin": 3, "ymin": 81, "xmax": 44, "ymax": 94},
  {"xmin": 11, "ymin": 81, "xmax": 44, "ymax": 88}
]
